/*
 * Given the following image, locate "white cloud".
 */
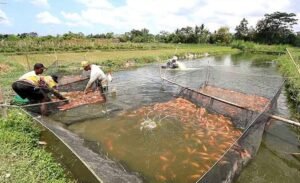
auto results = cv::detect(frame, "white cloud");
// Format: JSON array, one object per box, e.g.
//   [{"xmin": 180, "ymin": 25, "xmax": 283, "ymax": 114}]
[
  {"xmin": 31, "ymin": 0, "xmax": 49, "ymax": 8},
  {"xmin": 0, "ymin": 9, "xmax": 11, "ymax": 25},
  {"xmin": 36, "ymin": 11, "xmax": 61, "ymax": 24},
  {"xmin": 61, "ymin": 0, "xmax": 298, "ymax": 33},
  {"xmin": 76, "ymin": 0, "xmax": 113, "ymax": 9},
  {"xmin": 61, "ymin": 11, "xmax": 91, "ymax": 27}
]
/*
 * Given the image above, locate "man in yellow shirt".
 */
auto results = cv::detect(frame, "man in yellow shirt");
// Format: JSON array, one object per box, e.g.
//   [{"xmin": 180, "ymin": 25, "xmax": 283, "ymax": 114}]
[{"xmin": 12, "ymin": 67, "xmax": 66, "ymax": 114}]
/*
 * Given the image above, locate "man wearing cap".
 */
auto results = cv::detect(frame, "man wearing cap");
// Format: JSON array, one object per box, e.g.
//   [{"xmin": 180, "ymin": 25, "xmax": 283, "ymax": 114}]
[
  {"xmin": 19, "ymin": 63, "xmax": 46, "ymax": 80},
  {"xmin": 81, "ymin": 61, "xmax": 110, "ymax": 101}
]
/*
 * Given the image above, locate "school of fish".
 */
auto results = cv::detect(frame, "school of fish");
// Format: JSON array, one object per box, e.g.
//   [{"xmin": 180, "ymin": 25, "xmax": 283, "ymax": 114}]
[
  {"xmin": 122, "ymin": 97, "xmax": 248, "ymax": 182},
  {"xmin": 58, "ymin": 91, "xmax": 105, "ymax": 111},
  {"xmin": 200, "ymin": 85, "xmax": 269, "ymax": 112}
]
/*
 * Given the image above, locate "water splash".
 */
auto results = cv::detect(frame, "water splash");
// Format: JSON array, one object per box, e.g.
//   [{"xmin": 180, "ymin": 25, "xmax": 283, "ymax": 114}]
[{"xmin": 177, "ymin": 62, "xmax": 187, "ymax": 70}]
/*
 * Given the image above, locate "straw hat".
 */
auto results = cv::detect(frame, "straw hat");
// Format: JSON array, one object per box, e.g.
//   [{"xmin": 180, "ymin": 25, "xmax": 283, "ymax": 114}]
[{"xmin": 81, "ymin": 61, "xmax": 89, "ymax": 68}]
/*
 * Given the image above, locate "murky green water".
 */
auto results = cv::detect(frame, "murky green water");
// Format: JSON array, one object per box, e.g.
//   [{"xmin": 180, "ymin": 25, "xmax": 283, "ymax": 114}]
[{"xmin": 62, "ymin": 53, "xmax": 299, "ymax": 182}]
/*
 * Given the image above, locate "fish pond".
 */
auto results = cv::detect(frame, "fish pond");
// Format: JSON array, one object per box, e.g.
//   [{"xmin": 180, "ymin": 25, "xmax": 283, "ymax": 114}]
[{"xmin": 50, "ymin": 53, "xmax": 299, "ymax": 183}]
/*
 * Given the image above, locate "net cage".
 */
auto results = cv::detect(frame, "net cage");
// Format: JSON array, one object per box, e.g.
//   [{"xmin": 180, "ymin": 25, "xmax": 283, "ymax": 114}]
[
  {"xmin": 17, "ymin": 60, "xmax": 285, "ymax": 183},
  {"xmin": 160, "ymin": 66, "xmax": 284, "ymax": 183}
]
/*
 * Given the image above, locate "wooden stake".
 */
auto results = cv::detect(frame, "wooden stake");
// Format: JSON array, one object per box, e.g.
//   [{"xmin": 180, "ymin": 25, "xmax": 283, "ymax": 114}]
[
  {"xmin": 0, "ymin": 89, "xmax": 7, "ymax": 118},
  {"xmin": 26, "ymin": 54, "xmax": 31, "ymax": 71}
]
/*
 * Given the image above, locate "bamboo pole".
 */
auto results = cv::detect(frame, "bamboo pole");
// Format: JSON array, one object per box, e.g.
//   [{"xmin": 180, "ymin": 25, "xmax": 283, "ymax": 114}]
[
  {"xmin": 268, "ymin": 114, "xmax": 300, "ymax": 127},
  {"xmin": 286, "ymin": 48, "xmax": 300, "ymax": 75}
]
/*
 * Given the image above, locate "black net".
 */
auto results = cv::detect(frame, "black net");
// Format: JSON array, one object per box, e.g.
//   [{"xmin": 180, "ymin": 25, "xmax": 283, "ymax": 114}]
[
  {"xmin": 18, "ymin": 62, "xmax": 285, "ymax": 182},
  {"xmin": 160, "ymin": 66, "xmax": 284, "ymax": 183}
]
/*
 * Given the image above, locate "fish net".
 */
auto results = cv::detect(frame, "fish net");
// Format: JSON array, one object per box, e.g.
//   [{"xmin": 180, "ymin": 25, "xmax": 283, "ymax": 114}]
[
  {"xmin": 19, "ymin": 62, "xmax": 285, "ymax": 182},
  {"xmin": 160, "ymin": 66, "xmax": 284, "ymax": 182}
]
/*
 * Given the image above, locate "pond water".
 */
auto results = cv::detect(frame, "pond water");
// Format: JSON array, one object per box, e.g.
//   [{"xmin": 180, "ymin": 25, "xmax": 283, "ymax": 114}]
[{"xmin": 55, "ymin": 53, "xmax": 299, "ymax": 183}]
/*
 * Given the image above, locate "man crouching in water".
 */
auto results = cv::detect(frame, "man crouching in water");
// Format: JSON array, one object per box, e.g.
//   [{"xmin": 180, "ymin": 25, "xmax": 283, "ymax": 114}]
[
  {"xmin": 81, "ymin": 61, "xmax": 112, "ymax": 102},
  {"xmin": 12, "ymin": 63, "xmax": 66, "ymax": 115}
]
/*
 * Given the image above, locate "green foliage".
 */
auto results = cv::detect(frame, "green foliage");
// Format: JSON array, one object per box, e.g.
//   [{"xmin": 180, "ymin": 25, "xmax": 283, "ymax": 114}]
[
  {"xmin": 235, "ymin": 18, "xmax": 250, "ymax": 41},
  {"xmin": 215, "ymin": 27, "xmax": 233, "ymax": 45},
  {"xmin": 155, "ymin": 25, "xmax": 211, "ymax": 44},
  {"xmin": 0, "ymin": 56, "xmax": 25, "ymax": 89},
  {"xmin": 255, "ymin": 12, "xmax": 298, "ymax": 44},
  {"xmin": 0, "ymin": 109, "xmax": 74, "ymax": 183},
  {"xmin": 231, "ymin": 40, "xmax": 255, "ymax": 51},
  {"xmin": 277, "ymin": 48, "xmax": 300, "ymax": 126},
  {"xmin": 231, "ymin": 40, "xmax": 288, "ymax": 53}
]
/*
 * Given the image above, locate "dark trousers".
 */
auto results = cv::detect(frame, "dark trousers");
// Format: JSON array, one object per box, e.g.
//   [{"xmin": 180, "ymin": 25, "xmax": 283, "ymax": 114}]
[
  {"xmin": 95, "ymin": 79, "xmax": 107, "ymax": 101},
  {"xmin": 12, "ymin": 81, "xmax": 50, "ymax": 103}
]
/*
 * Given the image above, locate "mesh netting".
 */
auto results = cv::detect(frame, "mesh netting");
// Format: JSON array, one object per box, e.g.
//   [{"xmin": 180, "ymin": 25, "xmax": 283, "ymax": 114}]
[
  {"xmin": 160, "ymin": 66, "xmax": 284, "ymax": 183},
  {"xmin": 19, "ymin": 61, "xmax": 285, "ymax": 182}
]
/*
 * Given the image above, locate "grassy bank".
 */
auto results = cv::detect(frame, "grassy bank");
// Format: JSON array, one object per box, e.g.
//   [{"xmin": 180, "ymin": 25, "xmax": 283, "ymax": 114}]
[
  {"xmin": 277, "ymin": 48, "xmax": 300, "ymax": 114},
  {"xmin": 231, "ymin": 40, "xmax": 289, "ymax": 54},
  {"xmin": 0, "ymin": 109, "xmax": 74, "ymax": 183}
]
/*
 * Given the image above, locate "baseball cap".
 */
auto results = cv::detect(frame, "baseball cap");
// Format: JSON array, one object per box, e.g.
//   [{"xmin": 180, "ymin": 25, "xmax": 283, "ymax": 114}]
[{"xmin": 34, "ymin": 63, "xmax": 47, "ymax": 70}]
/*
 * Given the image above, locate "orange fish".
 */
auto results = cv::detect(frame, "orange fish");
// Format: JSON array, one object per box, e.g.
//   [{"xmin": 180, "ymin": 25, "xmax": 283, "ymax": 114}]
[
  {"xmin": 204, "ymin": 164, "xmax": 210, "ymax": 170},
  {"xmin": 160, "ymin": 156, "xmax": 169, "ymax": 162},
  {"xmin": 202, "ymin": 156, "xmax": 210, "ymax": 160},
  {"xmin": 190, "ymin": 162, "xmax": 200, "ymax": 168},
  {"xmin": 203, "ymin": 145, "xmax": 207, "ymax": 152},
  {"xmin": 189, "ymin": 174, "xmax": 201, "ymax": 179},
  {"xmin": 195, "ymin": 139, "xmax": 202, "ymax": 145},
  {"xmin": 106, "ymin": 140, "xmax": 113, "ymax": 151},
  {"xmin": 197, "ymin": 152, "xmax": 209, "ymax": 156},
  {"xmin": 156, "ymin": 175, "xmax": 167, "ymax": 181}
]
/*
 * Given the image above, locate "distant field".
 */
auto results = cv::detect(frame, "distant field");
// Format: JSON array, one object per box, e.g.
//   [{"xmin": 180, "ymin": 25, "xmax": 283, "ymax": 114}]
[
  {"xmin": 6, "ymin": 44, "xmax": 237, "ymax": 68},
  {"xmin": 0, "ymin": 44, "xmax": 238, "ymax": 88}
]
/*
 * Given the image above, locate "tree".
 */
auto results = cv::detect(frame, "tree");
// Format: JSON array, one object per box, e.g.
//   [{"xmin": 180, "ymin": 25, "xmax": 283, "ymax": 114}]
[
  {"xmin": 215, "ymin": 27, "xmax": 232, "ymax": 44},
  {"xmin": 235, "ymin": 18, "xmax": 249, "ymax": 40},
  {"xmin": 195, "ymin": 24, "xmax": 210, "ymax": 43},
  {"xmin": 255, "ymin": 12, "xmax": 298, "ymax": 44},
  {"xmin": 294, "ymin": 34, "xmax": 300, "ymax": 47}
]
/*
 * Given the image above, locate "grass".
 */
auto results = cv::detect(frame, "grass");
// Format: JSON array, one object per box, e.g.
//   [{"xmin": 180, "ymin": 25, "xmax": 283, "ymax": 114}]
[
  {"xmin": 5, "ymin": 44, "xmax": 238, "ymax": 74},
  {"xmin": 0, "ymin": 109, "xmax": 74, "ymax": 183},
  {"xmin": 0, "ymin": 39, "xmax": 175, "ymax": 54},
  {"xmin": 277, "ymin": 48, "xmax": 300, "ymax": 104},
  {"xmin": 231, "ymin": 40, "xmax": 289, "ymax": 53}
]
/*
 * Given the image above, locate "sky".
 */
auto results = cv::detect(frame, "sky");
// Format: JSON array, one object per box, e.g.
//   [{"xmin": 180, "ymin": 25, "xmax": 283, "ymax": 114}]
[{"xmin": 0, "ymin": 0, "xmax": 300, "ymax": 35}]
